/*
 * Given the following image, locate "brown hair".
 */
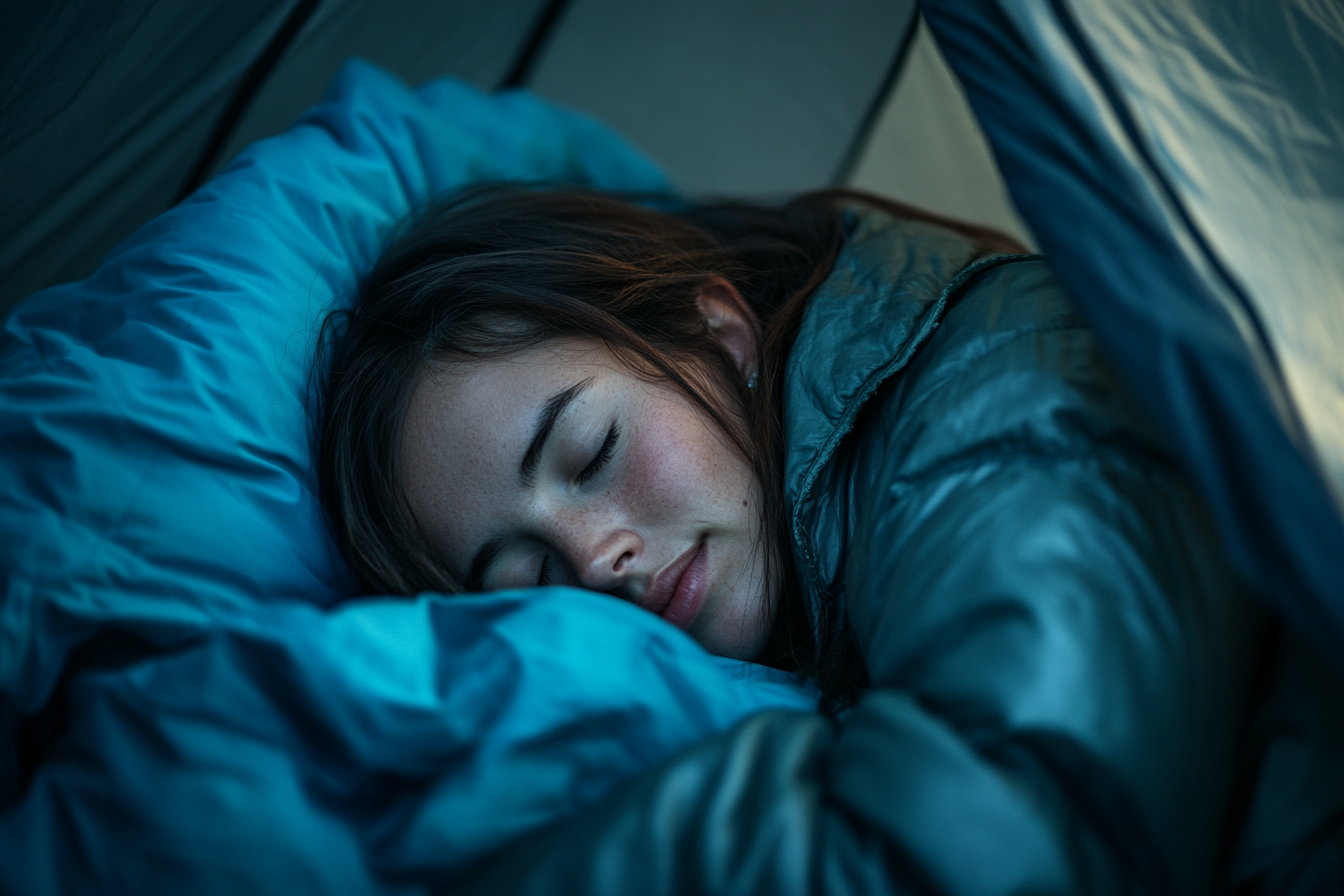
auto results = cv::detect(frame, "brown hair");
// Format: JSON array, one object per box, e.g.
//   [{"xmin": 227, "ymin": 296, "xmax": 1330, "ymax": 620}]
[{"xmin": 317, "ymin": 184, "xmax": 1025, "ymax": 708}]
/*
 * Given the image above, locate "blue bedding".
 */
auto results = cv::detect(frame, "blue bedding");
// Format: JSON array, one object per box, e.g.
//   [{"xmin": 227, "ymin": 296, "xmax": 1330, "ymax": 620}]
[{"xmin": 0, "ymin": 61, "xmax": 815, "ymax": 892}]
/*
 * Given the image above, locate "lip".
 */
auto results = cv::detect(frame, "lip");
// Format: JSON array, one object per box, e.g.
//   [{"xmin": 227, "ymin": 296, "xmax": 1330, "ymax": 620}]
[{"xmin": 643, "ymin": 538, "xmax": 709, "ymax": 630}]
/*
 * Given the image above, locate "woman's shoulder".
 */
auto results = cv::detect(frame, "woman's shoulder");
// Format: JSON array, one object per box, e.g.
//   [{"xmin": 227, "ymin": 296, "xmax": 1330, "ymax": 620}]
[
  {"xmin": 782, "ymin": 209, "xmax": 990, "ymax": 508},
  {"xmin": 783, "ymin": 208, "xmax": 1157, "ymax": 525},
  {"xmin": 783, "ymin": 213, "xmax": 1180, "ymax": 627},
  {"xmin": 883, "ymin": 253, "xmax": 1168, "ymax": 484}
]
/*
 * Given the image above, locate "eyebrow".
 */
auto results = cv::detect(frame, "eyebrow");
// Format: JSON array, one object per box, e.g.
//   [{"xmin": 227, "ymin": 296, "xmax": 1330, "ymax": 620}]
[
  {"xmin": 519, "ymin": 379, "xmax": 592, "ymax": 488},
  {"xmin": 466, "ymin": 378, "xmax": 593, "ymax": 591}
]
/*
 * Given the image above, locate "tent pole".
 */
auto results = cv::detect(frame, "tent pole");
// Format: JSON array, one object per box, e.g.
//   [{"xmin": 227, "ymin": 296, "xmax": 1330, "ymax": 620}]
[
  {"xmin": 500, "ymin": 0, "xmax": 576, "ymax": 89},
  {"xmin": 175, "ymin": 0, "xmax": 325, "ymax": 204},
  {"xmin": 832, "ymin": 8, "xmax": 921, "ymax": 186}
]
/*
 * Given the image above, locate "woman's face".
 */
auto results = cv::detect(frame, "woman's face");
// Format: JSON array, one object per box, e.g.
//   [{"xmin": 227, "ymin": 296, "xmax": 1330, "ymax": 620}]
[{"xmin": 399, "ymin": 338, "xmax": 774, "ymax": 660}]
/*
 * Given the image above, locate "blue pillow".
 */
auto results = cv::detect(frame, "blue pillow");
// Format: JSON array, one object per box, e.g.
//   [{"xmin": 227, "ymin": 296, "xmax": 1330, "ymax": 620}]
[
  {"xmin": 0, "ymin": 61, "xmax": 815, "ymax": 891},
  {"xmin": 0, "ymin": 57, "xmax": 669, "ymax": 631},
  {"xmin": 0, "ymin": 58, "xmax": 670, "ymax": 715}
]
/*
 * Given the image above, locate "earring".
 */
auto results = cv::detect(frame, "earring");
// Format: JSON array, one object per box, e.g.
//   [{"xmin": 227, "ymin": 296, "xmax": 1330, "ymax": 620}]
[{"xmin": 747, "ymin": 373, "xmax": 759, "ymax": 390}]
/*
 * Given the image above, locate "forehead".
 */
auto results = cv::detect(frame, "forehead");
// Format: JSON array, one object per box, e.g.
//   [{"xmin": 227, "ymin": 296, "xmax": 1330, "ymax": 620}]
[{"xmin": 406, "ymin": 340, "xmax": 616, "ymax": 444}]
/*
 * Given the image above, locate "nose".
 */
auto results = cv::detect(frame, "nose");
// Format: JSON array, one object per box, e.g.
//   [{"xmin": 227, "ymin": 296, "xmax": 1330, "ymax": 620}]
[{"xmin": 567, "ymin": 525, "xmax": 642, "ymax": 595}]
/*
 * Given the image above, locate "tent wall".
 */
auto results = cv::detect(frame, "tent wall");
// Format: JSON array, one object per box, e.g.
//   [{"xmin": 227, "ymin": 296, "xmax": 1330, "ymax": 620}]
[
  {"xmin": 525, "ymin": 0, "xmax": 915, "ymax": 197},
  {"xmin": 0, "ymin": 0, "xmax": 556, "ymax": 320},
  {"xmin": 217, "ymin": 0, "xmax": 922, "ymax": 199},
  {"xmin": 2, "ymin": 0, "xmax": 936, "ymax": 320},
  {"xmin": 1, "ymin": 0, "xmax": 302, "ymax": 317},
  {"xmin": 2, "ymin": 0, "xmax": 1034, "ymax": 340},
  {"xmin": 204, "ymin": 0, "xmax": 554, "ymax": 183},
  {"xmin": 847, "ymin": 19, "xmax": 1034, "ymax": 247}
]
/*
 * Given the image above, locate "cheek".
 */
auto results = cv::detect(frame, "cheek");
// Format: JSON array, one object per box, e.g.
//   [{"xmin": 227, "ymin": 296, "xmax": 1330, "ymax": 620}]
[
  {"xmin": 617, "ymin": 404, "xmax": 751, "ymax": 520},
  {"xmin": 615, "ymin": 429, "xmax": 694, "ymax": 515}
]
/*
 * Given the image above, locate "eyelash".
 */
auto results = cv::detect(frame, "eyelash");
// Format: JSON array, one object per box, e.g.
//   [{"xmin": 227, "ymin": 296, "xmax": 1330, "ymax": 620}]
[
  {"xmin": 575, "ymin": 422, "xmax": 619, "ymax": 486},
  {"xmin": 534, "ymin": 423, "xmax": 619, "ymax": 587}
]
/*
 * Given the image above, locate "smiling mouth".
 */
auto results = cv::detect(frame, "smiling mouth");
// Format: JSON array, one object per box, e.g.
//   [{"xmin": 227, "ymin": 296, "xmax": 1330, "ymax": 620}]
[{"xmin": 645, "ymin": 538, "xmax": 708, "ymax": 631}]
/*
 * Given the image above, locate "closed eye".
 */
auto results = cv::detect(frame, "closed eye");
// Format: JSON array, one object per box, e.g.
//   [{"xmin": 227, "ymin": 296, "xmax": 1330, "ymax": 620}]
[
  {"xmin": 537, "ymin": 554, "xmax": 553, "ymax": 587},
  {"xmin": 576, "ymin": 422, "xmax": 619, "ymax": 485}
]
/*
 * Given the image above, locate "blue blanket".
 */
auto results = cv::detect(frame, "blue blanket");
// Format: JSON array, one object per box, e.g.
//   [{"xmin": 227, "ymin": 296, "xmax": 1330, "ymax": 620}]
[{"xmin": 0, "ymin": 61, "xmax": 815, "ymax": 893}]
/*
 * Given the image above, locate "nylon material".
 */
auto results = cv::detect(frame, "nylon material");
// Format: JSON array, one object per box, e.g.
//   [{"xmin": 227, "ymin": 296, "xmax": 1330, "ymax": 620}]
[
  {"xmin": 6, "ymin": 410, "xmax": 337, "ymax": 612},
  {"xmin": 831, "ymin": 691, "xmax": 1071, "ymax": 893},
  {"xmin": 822, "ymin": 246, "xmax": 1261, "ymax": 888},
  {"xmin": 848, "ymin": 459, "xmax": 1254, "ymax": 891},
  {"xmin": 1, "ymin": 592, "xmax": 816, "ymax": 890},
  {"xmin": 1225, "ymin": 635, "xmax": 1344, "ymax": 888},
  {"xmin": 786, "ymin": 249, "xmax": 1034, "ymax": 628},
  {"xmin": 452, "ymin": 709, "xmax": 832, "ymax": 896},
  {"xmin": 885, "ymin": 284, "xmax": 1161, "ymax": 483},
  {"xmin": 919, "ymin": 5, "xmax": 1344, "ymax": 885},
  {"xmin": 783, "ymin": 212, "xmax": 978, "ymax": 512},
  {"xmin": 887, "ymin": 331, "xmax": 1119, "ymax": 472},
  {"xmin": 863, "ymin": 459, "xmax": 1237, "ymax": 745},
  {"xmin": 1283, "ymin": 361, "xmax": 1344, "ymax": 512},
  {"xmin": 923, "ymin": 1, "xmax": 1344, "ymax": 669},
  {"xmin": 998, "ymin": 2, "xmax": 1289, "ymax": 418},
  {"xmin": 208, "ymin": 0, "xmax": 555, "ymax": 175},
  {"xmin": 1067, "ymin": 0, "xmax": 1344, "ymax": 510},
  {"xmin": 989, "ymin": 0, "xmax": 1286, "ymax": 393},
  {"xmin": 35, "ymin": 701, "xmax": 384, "ymax": 894},
  {"xmin": 783, "ymin": 212, "xmax": 980, "ymax": 622}
]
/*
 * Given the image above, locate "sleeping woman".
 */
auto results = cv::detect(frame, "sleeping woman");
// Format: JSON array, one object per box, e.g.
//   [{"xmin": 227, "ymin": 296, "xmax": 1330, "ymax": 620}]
[{"xmin": 317, "ymin": 185, "xmax": 1339, "ymax": 893}]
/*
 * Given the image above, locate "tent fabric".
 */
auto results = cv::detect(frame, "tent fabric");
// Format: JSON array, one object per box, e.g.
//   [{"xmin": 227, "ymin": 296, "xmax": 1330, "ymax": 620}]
[
  {"xmin": 847, "ymin": 19, "xmax": 1033, "ymax": 247},
  {"xmin": 0, "ymin": 0, "xmax": 561, "ymax": 320},
  {"xmin": 0, "ymin": 0, "xmax": 301, "ymax": 317},
  {"xmin": 525, "ymin": 0, "xmax": 916, "ymax": 196},
  {"xmin": 203, "ymin": 0, "xmax": 556, "ymax": 184},
  {"xmin": 0, "ymin": 60, "xmax": 817, "ymax": 891},
  {"xmin": 2, "ymin": 0, "xmax": 922, "ymax": 321},
  {"xmin": 921, "ymin": 0, "xmax": 1344, "ymax": 671}
]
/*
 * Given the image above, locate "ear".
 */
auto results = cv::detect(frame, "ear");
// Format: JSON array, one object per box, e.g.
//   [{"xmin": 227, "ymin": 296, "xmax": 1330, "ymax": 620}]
[{"xmin": 696, "ymin": 277, "xmax": 760, "ymax": 379}]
